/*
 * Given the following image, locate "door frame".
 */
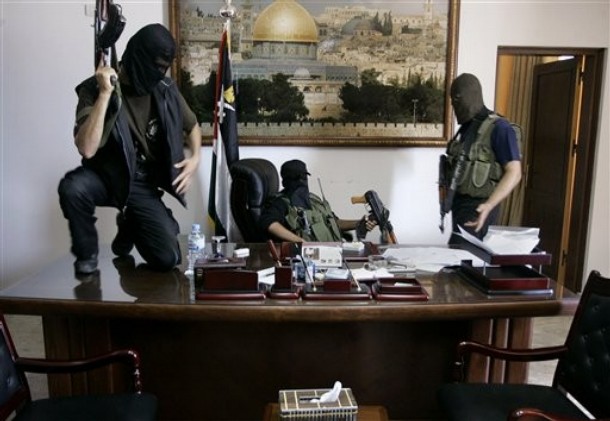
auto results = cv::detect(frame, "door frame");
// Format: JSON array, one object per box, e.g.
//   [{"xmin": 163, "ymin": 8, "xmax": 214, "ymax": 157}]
[{"xmin": 496, "ymin": 46, "xmax": 605, "ymax": 292}]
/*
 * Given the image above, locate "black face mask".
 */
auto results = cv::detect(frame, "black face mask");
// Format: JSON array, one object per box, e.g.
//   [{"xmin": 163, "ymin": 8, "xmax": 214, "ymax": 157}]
[
  {"xmin": 283, "ymin": 176, "xmax": 311, "ymax": 209},
  {"xmin": 121, "ymin": 24, "xmax": 175, "ymax": 96},
  {"xmin": 451, "ymin": 73, "xmax": 485, "ymax": 125}
]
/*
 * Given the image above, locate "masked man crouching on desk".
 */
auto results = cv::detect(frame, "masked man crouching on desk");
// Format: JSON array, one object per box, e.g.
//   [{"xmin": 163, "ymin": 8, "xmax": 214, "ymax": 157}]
[
  {"xmin": 58, "ymin": 24, "xmax": 201, "ymax": 275},
  {"xmin": 258, "ymin": 160, "xmax": 376, "ymax": 243}
]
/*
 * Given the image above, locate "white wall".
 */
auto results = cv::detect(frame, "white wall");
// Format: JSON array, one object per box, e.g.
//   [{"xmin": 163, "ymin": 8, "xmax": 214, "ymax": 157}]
[{"xmin": 1, "ymin": 0, "xmax": 608, "ymax": 287}]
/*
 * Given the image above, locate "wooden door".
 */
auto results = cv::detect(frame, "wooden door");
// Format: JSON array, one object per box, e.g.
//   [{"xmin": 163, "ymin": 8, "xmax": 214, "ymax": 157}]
[{"xmin": 522, "ymin": 58, "xmax": 582, "ymax": 286}]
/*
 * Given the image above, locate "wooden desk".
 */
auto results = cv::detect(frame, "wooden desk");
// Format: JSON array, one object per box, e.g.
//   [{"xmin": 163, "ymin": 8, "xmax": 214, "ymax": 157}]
[{"xmin": 0, "ymin": 244, "xmax": 578, "ymax": 421}]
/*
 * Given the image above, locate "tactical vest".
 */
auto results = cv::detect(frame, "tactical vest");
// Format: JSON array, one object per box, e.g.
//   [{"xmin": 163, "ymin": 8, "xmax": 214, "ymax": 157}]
[
  {"xmin": 446, "ymin": 113, "xmax": 518, "ymax": 199},
  {"xmin": 281, "ymin": 194, "xmax": 343, "ymax": 242}
]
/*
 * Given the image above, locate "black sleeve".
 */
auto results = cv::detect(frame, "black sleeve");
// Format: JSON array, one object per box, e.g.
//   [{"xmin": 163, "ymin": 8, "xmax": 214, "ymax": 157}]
[{"xmin": 258, "ymin": 196, "xmax": 289, "ymax": 234}]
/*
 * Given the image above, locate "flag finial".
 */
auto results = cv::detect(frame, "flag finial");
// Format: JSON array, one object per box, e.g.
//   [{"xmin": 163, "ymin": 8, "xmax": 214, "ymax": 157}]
[{"xmin": 220, "ymin": 0, "xmax": 237, "ymax": 19}]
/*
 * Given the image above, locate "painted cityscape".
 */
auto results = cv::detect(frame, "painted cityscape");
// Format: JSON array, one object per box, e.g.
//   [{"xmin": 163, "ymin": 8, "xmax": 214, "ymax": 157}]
[{"xmin": 171, "ymin": 0, "xmax": 455, "ymax": 145}]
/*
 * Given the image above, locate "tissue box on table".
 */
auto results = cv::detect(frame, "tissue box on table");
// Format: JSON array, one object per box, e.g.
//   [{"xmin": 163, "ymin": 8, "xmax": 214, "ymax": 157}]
[{"xmin": 279, "ymin": 388, "xmax": 358, "ymax": 421}]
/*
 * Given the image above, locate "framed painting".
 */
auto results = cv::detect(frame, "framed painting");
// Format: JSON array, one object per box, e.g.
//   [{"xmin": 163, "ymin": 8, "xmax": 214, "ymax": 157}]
[{"xmin": 169, "ymin": 0, "xmax": 460, "ymax": 146}]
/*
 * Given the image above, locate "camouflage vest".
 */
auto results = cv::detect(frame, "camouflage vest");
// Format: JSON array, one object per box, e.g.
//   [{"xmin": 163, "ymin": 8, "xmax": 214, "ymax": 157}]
[
  {"xmin": 447, "ymin": 113, "xmax": 520, "ymax": 198},
  {"xmin": 281, "ymin": 193, "xmax": 343, "ymax": 242}
]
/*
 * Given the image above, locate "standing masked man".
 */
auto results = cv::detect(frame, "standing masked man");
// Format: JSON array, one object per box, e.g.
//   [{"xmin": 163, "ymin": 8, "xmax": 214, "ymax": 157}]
[
  {"xmin": 445, "ymin": 73, "xmax": 522, "ymax": 243},
  {"xmin": 58, "ymin": 24, "xmax": 201, "ymax": 275}
]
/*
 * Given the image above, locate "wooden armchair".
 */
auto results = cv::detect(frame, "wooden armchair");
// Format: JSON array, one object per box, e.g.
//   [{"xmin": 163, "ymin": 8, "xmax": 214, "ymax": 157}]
[
  {"xmin": 0, "ymin": 314, "xmax": 157, "ymax": 421},
  {"xmin": 438, "ymin": 270, "xmax": 610, "ymax": 421}
]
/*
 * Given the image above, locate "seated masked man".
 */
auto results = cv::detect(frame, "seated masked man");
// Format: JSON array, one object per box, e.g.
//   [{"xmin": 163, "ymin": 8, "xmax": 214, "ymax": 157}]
[{"xmin": 259, "ymin": 160, "xmax": 376, "ymax": 242}]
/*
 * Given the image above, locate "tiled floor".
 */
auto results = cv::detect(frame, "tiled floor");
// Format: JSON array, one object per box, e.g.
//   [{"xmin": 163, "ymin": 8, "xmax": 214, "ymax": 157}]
[{"xmin": 5, "ymin": 313, "xmax": 573, "ymax": 401}]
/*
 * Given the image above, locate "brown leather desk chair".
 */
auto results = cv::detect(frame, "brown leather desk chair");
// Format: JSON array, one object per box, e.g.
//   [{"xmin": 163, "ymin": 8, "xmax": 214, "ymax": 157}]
[
  {"xmin": 438, "ymin": 270, "xmax": 610, "ymax": 421},
  {"xmin": 0, "ymin": 313, "xmax": 157, "ymax": 421}
]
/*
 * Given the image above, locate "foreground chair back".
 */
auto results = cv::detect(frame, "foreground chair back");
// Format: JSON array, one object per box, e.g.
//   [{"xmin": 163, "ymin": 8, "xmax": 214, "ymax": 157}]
[
  {"xmin": 230, "ymin": 158, "xmax": 279, "ymax": 242},
  {"xmin": 0, "ymin": 313, "xmax": 157, "ymax": 421},
  {"xmin": 438, "ymin": 270, "xmax": 610, "ymax": 421}
]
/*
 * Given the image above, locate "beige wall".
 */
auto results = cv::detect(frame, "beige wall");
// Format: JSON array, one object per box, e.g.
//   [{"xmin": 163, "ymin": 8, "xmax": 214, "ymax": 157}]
[{"xmin": 1, "ymin": 1, "xmax": 608, "ymax": 287}]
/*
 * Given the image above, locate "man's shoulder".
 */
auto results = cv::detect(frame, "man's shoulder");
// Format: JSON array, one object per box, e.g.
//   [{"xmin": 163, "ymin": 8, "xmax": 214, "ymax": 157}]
[{"xmin": 491, "ymin": 115, "xmax": 513, "ymax": 130}]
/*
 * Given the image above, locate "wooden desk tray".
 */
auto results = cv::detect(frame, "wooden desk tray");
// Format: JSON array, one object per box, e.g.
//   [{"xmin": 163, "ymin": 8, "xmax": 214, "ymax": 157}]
[
  {"xmin": 195, "ymin": 269, "xmax": 266, "ymax": 300},
  {"xmin": 196, "ymin": 290, "xmax": 266, "ymax": 301},
  {"xmin": 459, "ymin": 260, "xmax": 553, "ymax": 295},
  {"xmin": 372, "ymin": 277, "xmax": 429, "ymax": 302},
  {"xmin": 267, "ymin": 285, "xmax": 302, "ymax": 300},
  {"xmin": 455, "ymin": 238, "xmax": 552, "ymax": 266},
  {"xmin": 194, "ymin": 257, "xmax": 247, "ymax": 270},
  {"xmin": 301, "ymin": 283, "xmax": 371, "ymax": 301}
]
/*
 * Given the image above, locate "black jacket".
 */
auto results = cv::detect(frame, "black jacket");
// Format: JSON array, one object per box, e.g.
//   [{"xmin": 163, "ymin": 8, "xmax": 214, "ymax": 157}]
[{"xmin": 76, "ymin": 77, "xmax": 186, "ymax": 207}]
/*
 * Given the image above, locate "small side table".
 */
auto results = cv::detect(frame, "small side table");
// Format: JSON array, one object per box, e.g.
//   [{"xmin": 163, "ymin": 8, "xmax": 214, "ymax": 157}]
[{"xmin": 263, "ymin": 403, "xmax": 389, "ymax": 421}]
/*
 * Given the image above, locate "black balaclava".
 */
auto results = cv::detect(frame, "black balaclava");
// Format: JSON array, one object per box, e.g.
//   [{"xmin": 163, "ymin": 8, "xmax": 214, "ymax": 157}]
[
  {"xmin": 450, "ymin": 73, "xmax": 485, "ymax": 124},
  {"xmin": 121, "ymin": 24, "xmax": 176, "ymax": 96},
  {"xmin": 281, "ymin": 160, "xmax": 311, "ymax": 209}
]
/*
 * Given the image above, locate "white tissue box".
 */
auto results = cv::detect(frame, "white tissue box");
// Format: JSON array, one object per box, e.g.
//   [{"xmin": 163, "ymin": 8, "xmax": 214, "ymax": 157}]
[{"xmin": 279, "ymin": 388, "xmax": 358, "ymax": 421}]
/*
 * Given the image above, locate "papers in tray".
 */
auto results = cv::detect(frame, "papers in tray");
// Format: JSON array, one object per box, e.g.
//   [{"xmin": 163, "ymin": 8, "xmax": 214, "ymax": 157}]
[
  {"xmin": 458, "ymin": 225, "xmax": 540, "ymax": 255},
  {"xmin": 341, "ymin": 241, "xmax": 365, "ymax": 252},
  {"xmin": 381, "ymin": 247, "xmax": 484, "ymax": 273},
  {"xmin": 350, "ymin": 267, "xmax": 394, "ymax": 281}
]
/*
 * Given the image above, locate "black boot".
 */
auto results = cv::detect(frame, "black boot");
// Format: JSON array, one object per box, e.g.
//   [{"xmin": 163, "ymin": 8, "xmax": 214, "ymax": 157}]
[
  {"xmin": 111, "ymin": 212, "xmax": 134, "ymax": 257},
  {"xmin": 74, "ymin": 254, "xmax": 98, "ymax": 275}
]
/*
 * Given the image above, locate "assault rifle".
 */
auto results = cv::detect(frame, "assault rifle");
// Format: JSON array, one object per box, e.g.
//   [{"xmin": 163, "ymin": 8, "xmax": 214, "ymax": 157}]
[
  {"xmin": 94, "ymin": 0, "xmax": 126, "ymax": 84},
  {"xmin": 351, "ymin": 190, "xmax": 397, "ymax": 244},
  {"xmin": 438, "ymin": 152, "xmax": 467, "ymax": 233}
]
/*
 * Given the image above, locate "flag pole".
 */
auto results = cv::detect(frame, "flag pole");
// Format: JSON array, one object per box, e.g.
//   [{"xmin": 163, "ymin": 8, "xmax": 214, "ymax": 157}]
[{"xmin": 208, "ymin": 0, "xmax": 241, "ymax": 241}]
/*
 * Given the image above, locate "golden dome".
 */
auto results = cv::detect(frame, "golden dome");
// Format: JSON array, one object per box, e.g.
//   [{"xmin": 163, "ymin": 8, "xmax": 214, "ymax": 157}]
[{"xmin": 252, "ymin": 0, "xmax": 318, "ymax": 43}]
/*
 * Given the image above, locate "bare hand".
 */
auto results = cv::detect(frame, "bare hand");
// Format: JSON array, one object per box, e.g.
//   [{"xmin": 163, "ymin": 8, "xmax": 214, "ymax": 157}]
[
  {"xmin": 95, "ymin": 59, "xmax": 117, "ymax": 94},
  {"xmin": 172, "ymin": 156, "xmax": 200, "ymax": 195},
  {"xmin": 364, "ymin": 216, "xmax": 377, "ymax": 231},
  {"xmin": 463, "ymin": 202, "xmax": 493, "ymax": 232}
]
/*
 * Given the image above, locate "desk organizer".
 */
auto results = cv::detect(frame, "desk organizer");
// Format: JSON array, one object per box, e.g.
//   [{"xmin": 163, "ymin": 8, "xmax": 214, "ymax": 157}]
[
  {"xmin": 267, "ymin": 266, "xmax": 301, "ymax": 299},
  {"xmin": 194, "ymin": 266, "xmax": 266, "ymax": 301},
  {"xmin": 279, "ymin": 388, "xmax": 358, "ymax": 421},
  {"xmin": 194, "ymin": 257, "xmax": 247, "ymax": 283},
  {"xmin": 301, "ymin": 282, "xmax": 371, "ymax": 301},
  {"xmin": 458, "ymin": 260, "xmax": 553, "ymax": 296},
  {"xmin": 372, "ymin": 277, "xmax": 429, "ymax": 302},
  {"xmin": 455, "ymin": 239, "xmax": 553, "ymax": 296}
]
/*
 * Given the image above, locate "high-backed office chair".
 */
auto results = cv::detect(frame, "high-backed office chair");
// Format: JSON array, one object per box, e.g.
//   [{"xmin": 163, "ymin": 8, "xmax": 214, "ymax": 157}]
[
  {"xmin": 0, "ymin": 313, "xmax": 157, "ymax": 421},
  {"xmin": 230, "ymin": 158, "xmax": 279, "ymax": 242},
  {"xmin": 438, "ymin": 270, "xmax": 610, "ymax": 421}
]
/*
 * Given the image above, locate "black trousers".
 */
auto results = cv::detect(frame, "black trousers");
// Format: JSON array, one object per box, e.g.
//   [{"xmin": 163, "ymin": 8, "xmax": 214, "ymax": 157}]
[
  {"xmin": 58, "ymin": 167, "xmax": 181, "ymax": 271},
  {"xmin": 448, "ymin": 193, "xmax": 499, "ymax": 245}
]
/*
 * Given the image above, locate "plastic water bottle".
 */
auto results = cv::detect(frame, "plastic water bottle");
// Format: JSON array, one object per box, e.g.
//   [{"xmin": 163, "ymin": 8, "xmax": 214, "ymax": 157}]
[{"xmin": 185, "ymin": 223, "xmax": 205, "ymax": 276}]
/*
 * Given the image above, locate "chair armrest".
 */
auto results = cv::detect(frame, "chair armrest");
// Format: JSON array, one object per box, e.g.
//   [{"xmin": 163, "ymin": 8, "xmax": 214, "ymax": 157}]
[
  {"xmin": 457, "ymin": 341, "xmax": 568, "ymax": 362},
  {"xmin": 15, "ymin": 349, "xmax": 143, "ymax": 393},
  {"xmin": 453, "ymin": 341, "xmax": 568, "ymax": 382},
  {"xmin": 509, "ymin": 408, "xmax": 593, "ymax": 421}
]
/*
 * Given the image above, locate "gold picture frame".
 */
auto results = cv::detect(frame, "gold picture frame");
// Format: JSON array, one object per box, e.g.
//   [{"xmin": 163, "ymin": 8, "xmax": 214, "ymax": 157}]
[{"xmin": 169, "ymin": 0, "xmax": 459, "ymax": 146}]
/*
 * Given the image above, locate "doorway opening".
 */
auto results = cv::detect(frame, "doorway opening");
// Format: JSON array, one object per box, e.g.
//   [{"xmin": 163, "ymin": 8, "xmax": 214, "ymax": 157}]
[{"xmin": 494, "ymin": 47, "xmax": 604, "ymax": 292}]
